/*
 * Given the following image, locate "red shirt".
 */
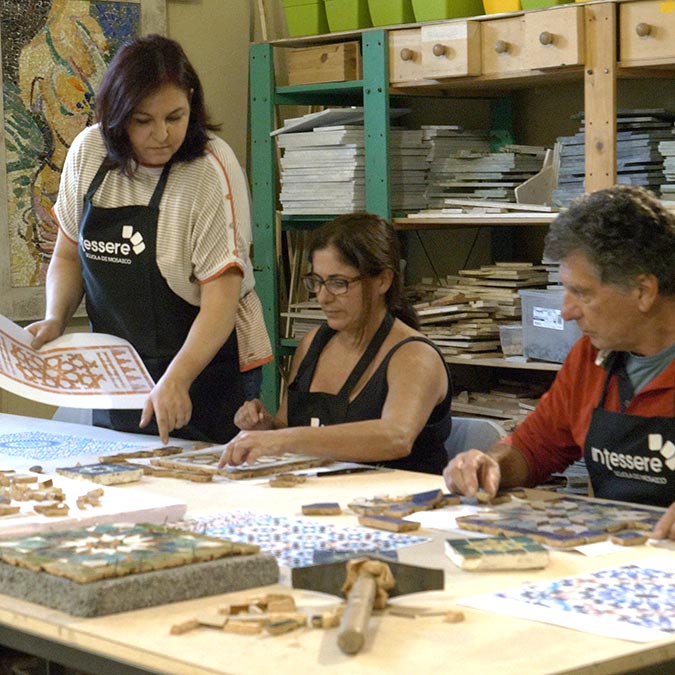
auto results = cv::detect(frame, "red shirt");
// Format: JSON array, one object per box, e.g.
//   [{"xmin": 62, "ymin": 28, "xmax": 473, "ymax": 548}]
[{"xmin": 509, "ymin": 337, "xmax": 675, "ymax": 486}]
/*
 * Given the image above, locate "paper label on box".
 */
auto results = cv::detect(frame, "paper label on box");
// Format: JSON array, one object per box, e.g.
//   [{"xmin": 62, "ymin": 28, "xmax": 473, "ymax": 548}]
[{"xmin": 532, "ymin": 306, "xmax": 564, "ymax": 331}]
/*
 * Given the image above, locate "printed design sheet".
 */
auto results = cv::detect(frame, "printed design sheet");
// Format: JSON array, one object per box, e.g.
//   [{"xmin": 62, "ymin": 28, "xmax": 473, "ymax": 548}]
[
  {"xmin": 178, "ymin": 510, "xmax": 429, "ymax": 568},
  {"xmin": 459, "ymin": 558, "xmax": 675, "ymax": 642},
  {"xmin": 0, "ymin": 431, "xmax": 146, "ymax": 461},
  {"xmin": 0, "ymin": 314, "xmax": 153, "ymax": 408}
]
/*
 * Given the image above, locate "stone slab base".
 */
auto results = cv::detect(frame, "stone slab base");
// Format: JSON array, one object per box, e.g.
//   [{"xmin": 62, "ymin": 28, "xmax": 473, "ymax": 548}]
[{"xmin": 0, "ymin": 553, "xmax": 279, "ymax": 617}]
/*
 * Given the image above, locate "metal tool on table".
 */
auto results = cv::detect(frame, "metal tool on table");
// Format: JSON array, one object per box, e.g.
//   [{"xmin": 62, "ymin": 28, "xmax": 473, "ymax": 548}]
[{"xmin": 292, "ymin": 555, "xmax": 444, "ymax": 655}]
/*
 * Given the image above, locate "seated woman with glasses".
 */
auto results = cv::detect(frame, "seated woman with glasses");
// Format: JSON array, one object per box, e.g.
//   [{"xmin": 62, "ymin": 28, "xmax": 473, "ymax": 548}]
[{"xmin": 218, "ymin": 212, "xmax": 453, "ymax": 475}]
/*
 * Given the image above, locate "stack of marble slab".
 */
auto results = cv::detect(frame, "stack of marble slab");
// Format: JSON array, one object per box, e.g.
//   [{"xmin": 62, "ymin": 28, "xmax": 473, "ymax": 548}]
[
  {"xmin": 659, "ymin": 122, "xmax": 675, "ymax": 201},
  {"xmin": 277, "ymin": 125, "xmax": 428, "ymax": 214},
  {"xmin": 553, "ymin": 109, "xmax": 675, "ymax": 206}
]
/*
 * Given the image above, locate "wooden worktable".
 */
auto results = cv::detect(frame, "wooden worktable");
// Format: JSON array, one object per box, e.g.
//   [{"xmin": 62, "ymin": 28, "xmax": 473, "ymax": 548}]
[{"xmin": 0, "ymin": 413, "xmax": 673, "ymax": 675}]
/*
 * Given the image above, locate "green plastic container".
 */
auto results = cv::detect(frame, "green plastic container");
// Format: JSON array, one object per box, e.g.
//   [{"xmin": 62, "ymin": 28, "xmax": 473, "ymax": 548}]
[
  {"xmin": 324, "ymin": 0, "xmax": 373, "ymax": 32},
  {"xmin": 368, "ymin": 0, "xmax": 416, "ymax": 26},
  {"xmin": 282, "ymin": 0, "xmax": 329, "ymax": 37},
  {"xmin": 520, "ymin": 0, "xmax": 568, "ymax": 9},
  {"xmin": 412, "ymin": 0, "xmax": 485, "ymax": 21}
]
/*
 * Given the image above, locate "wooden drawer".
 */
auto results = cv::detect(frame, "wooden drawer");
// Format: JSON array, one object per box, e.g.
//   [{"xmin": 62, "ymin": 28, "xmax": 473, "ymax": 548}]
[
  {"xmin": 389, "ymin": 28, "xmax": 424, "ymax": 83},
  {"xmin": 524, "ymin": 5, "xmax": 585, "ymax": 70},
  {"xmin": 481, "ymin": 16, "xmax": 526, "ymax": 76},
  {"xmin": 420, "ymin": 22, "xmax": 481, "ymax": 79},
  {"xmin": 620, "ymin": 0, "xmax": 675, "ymax": 66},
  {"xmin": 287, "ymin": 42, "xmax": 362, "ymax": 86}
]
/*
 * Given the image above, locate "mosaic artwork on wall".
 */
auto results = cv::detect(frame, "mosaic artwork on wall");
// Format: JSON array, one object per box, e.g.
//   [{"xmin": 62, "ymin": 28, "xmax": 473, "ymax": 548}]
[{"xmin": 0, "ymin": 0, "xmax": 166, "ymax": 320}]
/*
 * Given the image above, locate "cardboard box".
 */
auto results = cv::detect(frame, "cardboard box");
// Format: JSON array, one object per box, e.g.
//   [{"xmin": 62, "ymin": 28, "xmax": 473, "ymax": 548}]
[
  {"xmin": 520, "ymin": 289, "xmax": 582, "ymax": 363},
  {"xmin": 287, "ymin": 41, "xmax": 362, "ymax": 86}
]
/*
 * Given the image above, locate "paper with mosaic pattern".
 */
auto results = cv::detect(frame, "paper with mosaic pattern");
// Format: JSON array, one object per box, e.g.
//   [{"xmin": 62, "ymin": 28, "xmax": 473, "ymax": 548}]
[{"xmin": 0, "ymin": 314, "xmax": 153, "ymax": 408}]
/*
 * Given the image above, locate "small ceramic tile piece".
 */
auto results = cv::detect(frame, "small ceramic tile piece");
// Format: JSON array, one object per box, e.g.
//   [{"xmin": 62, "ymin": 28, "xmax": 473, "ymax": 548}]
[
  {"xmin": 269, "ymin": 474, "xmax": 307, "ymax": 488},
  {"xmin": 381, "ymin": 502, "xmax": 418, "ymax": 517},
  {"xmin": 476, "ymin": 489, "xmax": 512, "ymax": 506},
  {"xmin": 444, "ymin": 610, "xmax": 466, "ymax": 623},
  {"xmin": 357, "ymin": 514, "xmax": 420, "ymax": 533},
  {"xmin": 197, "ymin": 613, "xmax": 228, "ymax": 628},
  {"xmin": 301, "ymin": 502, "xmax": 342, "ymax": 516},
  {"xmin": 56, "ymin": 463, "xmax": 143, "ymax": 485},
  {"xmin": 445, "ymin": 535, "xmax": 549, "ymax": 571},
  {"xmin": 610, "ymin": 530, "xmax": 649, "ymax": 546},
  {"xmin": 170, "ymin": 619, "xmax": 200, "ymax": 635},
  {"xmin": 410, "ymin": 489, "xmax": 444, "ymax": 508}
]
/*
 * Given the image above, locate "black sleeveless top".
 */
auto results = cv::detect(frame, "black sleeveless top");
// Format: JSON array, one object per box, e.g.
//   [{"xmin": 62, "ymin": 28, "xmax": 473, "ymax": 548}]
[{"xmin": 287, "ymin": 314, "xmax": 453, "ymax": 475}]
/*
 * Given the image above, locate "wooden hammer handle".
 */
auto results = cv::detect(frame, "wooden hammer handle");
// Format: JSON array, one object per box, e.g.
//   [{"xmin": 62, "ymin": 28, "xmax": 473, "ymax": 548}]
[{"xmin": 337, "ymin": 575, "xmax": 376, "ymax": 655}]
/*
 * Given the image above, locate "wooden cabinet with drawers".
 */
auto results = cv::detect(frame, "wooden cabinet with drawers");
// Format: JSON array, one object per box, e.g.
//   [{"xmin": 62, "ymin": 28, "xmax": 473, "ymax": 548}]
[{"xmin": 389, "ymin": 4, "xmax": 587, "ymax": 83}]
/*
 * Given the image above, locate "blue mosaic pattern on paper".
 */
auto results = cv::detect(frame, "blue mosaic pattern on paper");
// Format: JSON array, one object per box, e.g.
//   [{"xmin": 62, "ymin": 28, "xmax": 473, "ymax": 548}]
[
  {"xmin": 178, "ymin": 510, "xmax": 429, "ymax": 569},
  {"xmin": 0, "ymin": 432, "xmax": 145, "ymax": 460},
  {"xmin": 497, "ymin": 564, "xmax": 675, "ymax": 633}
]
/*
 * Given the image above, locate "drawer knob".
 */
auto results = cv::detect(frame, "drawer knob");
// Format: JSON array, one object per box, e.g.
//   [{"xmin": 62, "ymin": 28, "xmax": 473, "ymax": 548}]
[
  {"xmin": 400, "ymin": 47, "xmax": 415, "ymax": 61},
  {"xmin": 635, "ymin": 22, "xmax": 652, "ymax": 37},
  {"xmin": 494, "ymin": 39, "xmax": 509, "ymax": 54},
  {"xmin": 432, "ymin": 43, "xmax": 447, "ymax": 57},
  {"xmin": 539, "ymin": 31, "xmax": 554, "ymax": 46}
]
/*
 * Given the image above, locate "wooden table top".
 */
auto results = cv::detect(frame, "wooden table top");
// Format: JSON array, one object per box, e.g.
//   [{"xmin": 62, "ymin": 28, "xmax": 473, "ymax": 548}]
[{"xmin": 0, "ymin": 413, "xmax": 673, "ymax": 675}]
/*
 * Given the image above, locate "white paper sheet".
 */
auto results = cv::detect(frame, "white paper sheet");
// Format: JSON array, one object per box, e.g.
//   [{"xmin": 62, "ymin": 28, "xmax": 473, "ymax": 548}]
[
  {"xmin": 0, "ymin": 314, "xmax": 153, "ymax": 409},
  {"xmin": 457, "ymin": 557, "xmax": 675, "ymax": 642}
]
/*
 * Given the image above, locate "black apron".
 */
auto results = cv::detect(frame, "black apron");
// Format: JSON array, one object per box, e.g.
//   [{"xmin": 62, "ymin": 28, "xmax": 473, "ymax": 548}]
[
  {"xmin": 79, "ymin": 161, "xmax": 244, "ymax": 443},
  {"xmin": 287, "ymin": 313, "xmax": 452, "ymax": 474},
  {"xmin": 584, "ymin": 352, "xmax": 675, "ymax": 507},
  {"xmin": 287, "ymin": 313, "xmax": 395, "ymax": 427}
]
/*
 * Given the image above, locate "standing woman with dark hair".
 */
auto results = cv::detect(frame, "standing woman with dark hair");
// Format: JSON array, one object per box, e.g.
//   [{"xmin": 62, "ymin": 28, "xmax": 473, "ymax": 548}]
[
  {"xmin": 27, "ymin": 35, "xmax": 272, "ymax": 444},
  {"xmin": 219, "ymin": 213, "xmax": 453, "ymax": 475}
]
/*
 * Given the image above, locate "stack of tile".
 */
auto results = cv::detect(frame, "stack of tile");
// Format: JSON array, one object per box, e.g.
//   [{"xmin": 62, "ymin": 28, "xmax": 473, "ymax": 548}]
[
  {"xmin": 409, "ymin": 263, "xmax": 548, "ymax": 360},
  {"xmin": 553, "ymin": 109, "xmax": 675, "ymax": 207},
  {"xmin": 414, "ymin": 289, "xmax": 502, "ymax": 360},
  {"xmin": 452, "ymin": 379, "xmax": 550, "ymax": 428},
  {"xmin": 426, "ymin": 144, "xmax": 546, "ymax": 207},
  {"xmin": 659, "ymin": 122, "xmax": 675, "ymax": 201},
  {"xmin": 277, "ymin": 126, "xmax": 428, "ymax": 214},
  {"xmin": 541, "ymin": 255, "xmax": 562, "ymax": 289},
  {"xmin": 452, "ymin": 263, "xmax": 549, "ymax": 320}
]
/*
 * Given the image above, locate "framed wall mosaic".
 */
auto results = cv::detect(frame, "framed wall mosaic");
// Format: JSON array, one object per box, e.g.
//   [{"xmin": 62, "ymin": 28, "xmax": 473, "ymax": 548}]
[{"xmin": 0, "ymin": 0, "xmax": 166, "ymax": 321}]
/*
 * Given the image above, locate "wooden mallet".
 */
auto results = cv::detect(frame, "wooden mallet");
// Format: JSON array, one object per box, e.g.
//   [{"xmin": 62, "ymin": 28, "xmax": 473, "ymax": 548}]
[{"xmin": 337, "ymin": 558, "xmax": 395, "ymax": 654}]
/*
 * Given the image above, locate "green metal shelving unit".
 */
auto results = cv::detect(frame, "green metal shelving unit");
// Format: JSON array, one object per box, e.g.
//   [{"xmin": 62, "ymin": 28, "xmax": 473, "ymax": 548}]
[
  {"xmin": 249, "ymin": 31, "xmax": 514, "ymax": 410},
  {"xmin": 249, "ymin": 31, "xmax": 392, "ymax": 410}
]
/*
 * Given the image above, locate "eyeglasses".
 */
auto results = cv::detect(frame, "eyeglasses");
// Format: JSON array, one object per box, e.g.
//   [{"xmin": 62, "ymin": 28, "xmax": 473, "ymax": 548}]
[{"xmin": 301, "ymin": 273, "xmax": 364, "ymax": 296}]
